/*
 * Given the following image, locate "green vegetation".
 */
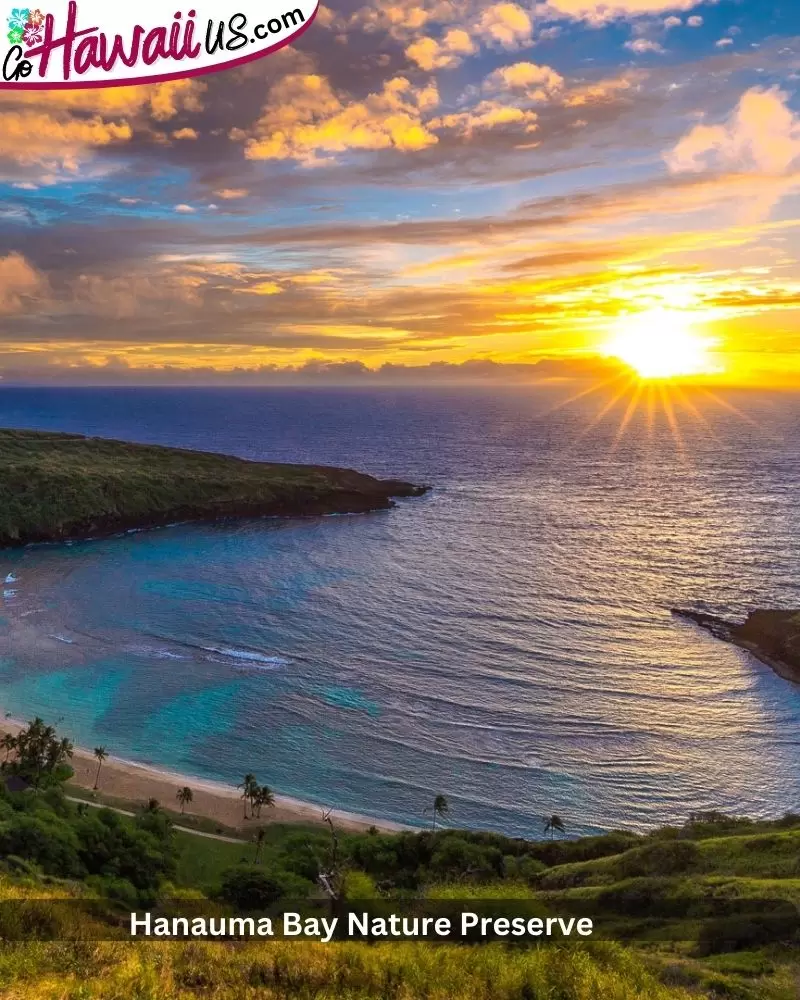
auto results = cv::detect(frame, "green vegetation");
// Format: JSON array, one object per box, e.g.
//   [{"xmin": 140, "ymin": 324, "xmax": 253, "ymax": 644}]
[
  {"xmin": 0, "ymin": 428, "xmax": 425, "ymax": 546},
  {"xmin": 1, "ymin": 720, "xmax": 798, "ymax": 998}
]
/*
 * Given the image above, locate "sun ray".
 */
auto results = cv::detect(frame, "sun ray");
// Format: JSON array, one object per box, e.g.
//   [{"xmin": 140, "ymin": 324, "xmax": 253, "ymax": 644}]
[
  {"xmin": 569, "ymin": 376, "xmax": 639, "ymax": 447},
  {"xmin": 658, "ymin": 384, "xmax": 687, "ymax": 459},
  {"xmin": 611, "ymin": 381, "xmax": 645, "ymax": 452},
  {"xmin": 542, "ymin": 371, "xmax": 630, "ymax": 416},
  {"xmin": 699, "ymin": 389, "xmax": 762, "ymax": 429},
  {"xmin": 671, "ymin": 386, "xmax": 721, "ymax": 443}
]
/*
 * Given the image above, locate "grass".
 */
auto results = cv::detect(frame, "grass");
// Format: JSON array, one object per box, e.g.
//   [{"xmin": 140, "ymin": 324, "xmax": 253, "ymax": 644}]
[
  {"xmin": 173, "ymin": 831, "xmax": 252, "ymax": 887},
  {"xmin": 2, "ymin": 797, "xmax": 799, "ymax": 998},
  {"xmin": 0, "ymin": 904, "xmax": 699, "ymax": 1000},
  {"xmin": 0, "ymin": 428, "xmax": 421, "ymax": 546}
]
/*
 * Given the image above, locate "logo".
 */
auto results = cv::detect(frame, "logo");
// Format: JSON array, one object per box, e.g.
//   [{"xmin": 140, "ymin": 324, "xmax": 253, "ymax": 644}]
[{"xmin": 1, "ymin": 0, "xmax": 317, "ymax": 88}]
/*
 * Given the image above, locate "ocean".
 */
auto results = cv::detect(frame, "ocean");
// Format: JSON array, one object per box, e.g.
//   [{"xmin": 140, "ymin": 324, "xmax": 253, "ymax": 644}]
[{"xmin": 0, "ymin": 384, "xmax": 799, "ymax": 838}]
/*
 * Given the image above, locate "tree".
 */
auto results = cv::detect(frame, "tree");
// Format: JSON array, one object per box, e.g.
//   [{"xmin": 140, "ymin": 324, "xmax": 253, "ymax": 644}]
[
  {"xmin": 425, "ymin": 794, "xmax": 449, "ymax": 831},
  {"xmin": 238, "ymin": 773, "xmax": 258, "ymax": 820},
  {"xmin": 144, "ymin": 798, "xmax": 161, "ymax": 814},
  {"xmin": 0, "ymin": 733, "xmax": 15, "ymax": 763},
  {"xmin": 93, "ymin": 746, "xmax": 107, "ymax": 790},
  {"xmin": 543, "ymin": 814, "xmax": 565, "ymax": 840},
  {"xmin": 219, "ymin": 866, "xmax": 285, "ymax": 909},
  {"xmin": 176, "ymin": 786, "xmax": 193, "ymax": 814},
  {"xmin": 252, "ymin": 826, "xmax": 267, "ymax": 864},
  {"xmin": 5, "ymin": 717, "xmax": 73, "ymax": 787},
  {"xmin": 252, "ymin": 784, "xmax": 275, "ymax": 819}
]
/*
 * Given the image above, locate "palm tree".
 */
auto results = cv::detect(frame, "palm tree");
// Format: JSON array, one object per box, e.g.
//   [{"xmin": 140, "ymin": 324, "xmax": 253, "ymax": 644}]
[
  {"xmin": 0, "ymin": 733, "xmax": 16, "ymax": 764},
  {"xmin": 176, "ymin": 786, "xmax": 193, "ymax": 814},
  {"xmin": 252, "ymin": 826, "xmax": 267, "ymax": 864},
  {"xmin": 425, "ymin": 794, "xmax": 449, "ymax": 831},
  {"xmin": 93, "ymin": 746, "xmax": 107, "ymax": 789},
  {"xmin": 252, "ymin": 784, "xmax": 275, "ymax": 818},
  {"xmin": 145, "ymin": 797, "xmax": 161, "ymax": 813},
  {"xmin": 543, "ymin": 814, "xmax": 565, "ymax": 840},
  {"xmin": 238, "ymin": 773, "xmax": 257, "ymax": 819}
]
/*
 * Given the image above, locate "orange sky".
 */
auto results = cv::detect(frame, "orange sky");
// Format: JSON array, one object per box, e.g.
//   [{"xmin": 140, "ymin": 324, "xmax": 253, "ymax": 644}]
[{"xmin": 0, "ymin": 1, "xmax": 799, "ymax": 385}]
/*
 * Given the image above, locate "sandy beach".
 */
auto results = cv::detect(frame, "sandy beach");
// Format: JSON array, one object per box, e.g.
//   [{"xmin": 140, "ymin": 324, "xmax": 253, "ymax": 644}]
[{"xmin": 0, "ymin": 715, "xmax": 405, "ymax": 836}]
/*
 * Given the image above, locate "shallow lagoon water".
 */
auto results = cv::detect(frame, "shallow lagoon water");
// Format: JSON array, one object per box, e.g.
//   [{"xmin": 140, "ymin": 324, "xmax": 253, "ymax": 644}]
[{"xmin": 0, "ymin": 385, "xmax": 799, "ymax": 837}]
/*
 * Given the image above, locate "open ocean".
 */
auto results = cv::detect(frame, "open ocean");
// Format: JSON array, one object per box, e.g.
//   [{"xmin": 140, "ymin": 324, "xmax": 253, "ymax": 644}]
[{"xmin": 0, "ymin": 384, "xmax": 799, "ymax": 838}]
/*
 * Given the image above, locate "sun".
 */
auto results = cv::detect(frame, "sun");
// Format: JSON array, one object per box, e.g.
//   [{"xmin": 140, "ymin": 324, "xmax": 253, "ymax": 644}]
[{"xmin": 604, "ymin": 308, "xmax": 720, "ymax": 380}]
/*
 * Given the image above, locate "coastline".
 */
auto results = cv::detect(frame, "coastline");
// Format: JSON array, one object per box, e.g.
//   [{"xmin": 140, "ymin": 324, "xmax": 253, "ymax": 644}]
[{"xmin": 0, "ymin": 714, "xmax": 408, "ymax": 836}]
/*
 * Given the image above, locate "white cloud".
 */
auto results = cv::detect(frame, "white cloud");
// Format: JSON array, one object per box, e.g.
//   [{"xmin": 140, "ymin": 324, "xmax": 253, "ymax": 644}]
[
  {"xmin": 545, "ymin": 0, "xmax": 702, "ymax": 23},
  {"xmin": 667, "ymin": 87, "xmax": 800, "ymax": 176},
  {"xmin": 624, "ymin": 38, "xmax": 665, "ymax": 54}
]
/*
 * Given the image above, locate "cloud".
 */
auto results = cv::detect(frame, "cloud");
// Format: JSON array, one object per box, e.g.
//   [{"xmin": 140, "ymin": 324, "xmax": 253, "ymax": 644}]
[
  {"xmin": 667, "ymin": 87, "xmax": 800, "ymax": 176},
  {"xmin": 238, "ymin": 74, "xmax": 439, "ymax": 164},
  {"xmin": 624, "ymin": 38, "xmax": 665, "ymax": 54},
  {"xmin": 0, "ymin": 253, "xmax": 47, "ymax": 313},
  {"xmin": 215, "ymin": 188, "xmax": 249, "ymax": 199},
  {"xmin": 484, "ymin": 61, "xmax": 565, "ymax": 100},
  {"xmin": 715, "ymin": 37, "xmax": 733, "ymax": 48},
  {"xmin": 175, "ymin": 204, "xmax": 196, "ymax": 213},
  {"xmin": 0, "ymin": 79, "xmax": 205, "ymax": 176},
  {"xmin": 405, "ymin": 28, "xmax": 476, "ymax": 70},
  {"xmin": 0, "ymin": 354, "xmax": 627, "ymax": 386},
  {"xmin": 172, "ymin": 128, "xmax": 199, "ymax": 140},
  {"xmin": 430, "ymin": 101, "xmax": 539, "ymax": 136},
  {"xmin": 0, "ymin": 112, "xmax": 131, "ymax": 172},
  {"xmin": 476, "ymin": 3, "xmax": 533, "ymax": 49},
  {"xmin": 664, "ymin": 16, "xmax": 681, "ymax": 28},
  {"xmin": 545, "ymin": 0, "xmax": 703, "ymax": 22}
]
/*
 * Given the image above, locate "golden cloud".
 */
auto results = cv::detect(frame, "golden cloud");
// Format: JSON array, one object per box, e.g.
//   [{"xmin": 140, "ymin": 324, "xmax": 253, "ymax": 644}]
[
  {"xmin": 239, "ymin": 74, "xmax": 439, "ymax": 164},
  {"xmin": 406, "ymin": 28, "xmax": 477, "ymax": 70},
  {"xmin": 0, "ymin": 253, "xmax": 48, "ymax": 314},
  {"xmin": 484, "ymin": 61, "xmax": 565, "ymax": 100},
  {"xmin": 476, "ymin": 3, "xmax": 533, "ymax": 49}
]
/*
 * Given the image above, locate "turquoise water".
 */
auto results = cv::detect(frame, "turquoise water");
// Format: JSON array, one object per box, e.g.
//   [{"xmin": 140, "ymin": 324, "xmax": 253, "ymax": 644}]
[{"xmin": 1, "ymin": 385, "xmax": 799, "ymax": 837}]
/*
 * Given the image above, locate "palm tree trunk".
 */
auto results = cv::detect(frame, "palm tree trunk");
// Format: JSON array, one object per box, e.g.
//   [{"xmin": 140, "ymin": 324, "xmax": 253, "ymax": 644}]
[{"xmin": 94, "ymin": 760, "xmax": 102, "ymax": 789}]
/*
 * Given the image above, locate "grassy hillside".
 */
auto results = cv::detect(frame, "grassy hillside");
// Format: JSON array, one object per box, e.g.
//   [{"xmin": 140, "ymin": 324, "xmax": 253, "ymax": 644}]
[
  {"xmin": 1, "ymin": 716, "xmax": 797, "ymax": 999},
  {"xmin": 0, "ymin": 428, "xmax": 426, "ymax": 546},
  {"xmin": 1, "ymin": 789, "xmax": 798, "ymax": 998}
]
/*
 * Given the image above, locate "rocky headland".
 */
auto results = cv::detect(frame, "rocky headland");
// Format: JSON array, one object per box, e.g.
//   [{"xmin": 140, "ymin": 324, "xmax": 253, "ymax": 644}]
[
  {"xmin": 0, "ymin": 428, "xmax": 429, "ymax": 547},
  {"xmin": 672, "ymin": 607, "xmax": 800, "ymax": 684}
]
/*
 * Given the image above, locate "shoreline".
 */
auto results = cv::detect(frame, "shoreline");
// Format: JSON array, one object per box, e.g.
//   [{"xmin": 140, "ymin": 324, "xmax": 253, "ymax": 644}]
[{"xmin": 0, "ymin": 714, "xmax": 409, "ymax": 835}]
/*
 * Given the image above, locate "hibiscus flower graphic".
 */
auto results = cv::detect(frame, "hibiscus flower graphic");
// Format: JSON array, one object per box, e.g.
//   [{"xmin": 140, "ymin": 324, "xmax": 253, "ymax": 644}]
[
  {"xmin": 27, "ymin": 6, "xmax": 43, "ymax": 25},
  {"xmin": 6, "ymin": 7, "xmax": 29, "ymax": 31},
  {"xmin": 6, "ymin": 25, "xmax": 23, "ymax": 43},
  {"xmin": 22, "ymin": 20, "xmax": 41, "ymax": 44}
]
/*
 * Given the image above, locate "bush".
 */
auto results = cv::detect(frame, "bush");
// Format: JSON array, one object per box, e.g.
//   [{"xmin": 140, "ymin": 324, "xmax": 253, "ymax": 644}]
[
  {"xmin": 75, "ymin": 808, "xmax": 176, "ymax": 892},
  {"xmin": 0, "ymin": 814, "xmax": 83, "ymax": 877},
  {"xmin": 696, "ymin": 912, "xmax": 800, "ymax": 956},
  {"xmin": 219, "ymin": 867, "xmax": 288, "ymax": 909}
]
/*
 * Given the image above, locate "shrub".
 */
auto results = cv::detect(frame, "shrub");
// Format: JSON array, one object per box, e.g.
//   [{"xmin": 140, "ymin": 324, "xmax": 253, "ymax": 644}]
[
  {"xmin": 0, "ymin": 814, "xmax": 83, "ymax": 877},
  {"xmin": 218, "ymin": 867, "xmax": 287, "ymax": 909},
  {"xmin": 696, "ymin": 912, "xmax": 800, "ymax": 956}
]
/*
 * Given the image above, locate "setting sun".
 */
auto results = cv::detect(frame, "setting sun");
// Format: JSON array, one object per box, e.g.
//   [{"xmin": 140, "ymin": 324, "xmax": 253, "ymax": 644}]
[{"xmin": 604, "ymin": 309, "xmax": 721, "ymax": 380}]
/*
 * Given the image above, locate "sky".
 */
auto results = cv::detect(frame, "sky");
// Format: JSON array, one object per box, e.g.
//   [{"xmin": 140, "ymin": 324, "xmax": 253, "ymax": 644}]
[{"xmin": 1, "ymin": 0, "xmax": 800, "ymax": 386}]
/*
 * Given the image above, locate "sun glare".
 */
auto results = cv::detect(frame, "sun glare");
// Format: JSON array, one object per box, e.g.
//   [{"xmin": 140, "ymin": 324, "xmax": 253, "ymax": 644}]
[{"xmin": 604, "ymin": 308, "xmax": 720, "ymax": 380}]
